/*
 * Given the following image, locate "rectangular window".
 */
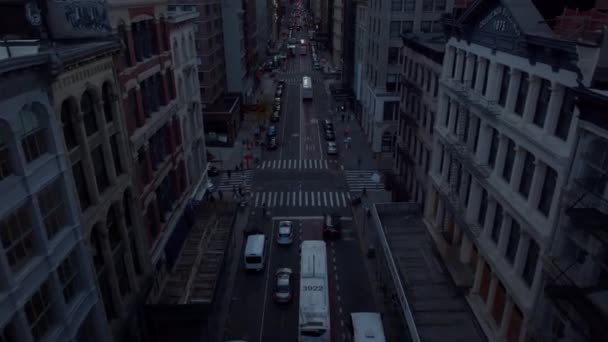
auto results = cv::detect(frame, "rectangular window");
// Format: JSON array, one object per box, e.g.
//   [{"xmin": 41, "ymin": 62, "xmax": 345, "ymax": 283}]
[
  {"xmin": 505, "ymin": 220, "xmax": 521, "ymax": 264},
  {"xmin": 435, "ymin": 0, "xmax": 446, "ymax": 11},
  {"xmin": 24, "ymin": 281, "xmax": 53, "ymax": 341},
  {"xmin": 470, "ymin": 58, "xmax": 478, "ymax": 89},
  {"xmin": 538, "ymin": 167, "xmax": 557, "ymax": 216},
  {"xmin": 402, "ymin": 21, "xmax": 413, "ymax": 34},
  {"xmin": 390, "ymin": 21, "xmax": 401, "ymax": 37},
  {"xmin": 404, "ymin": 0, "xmax": 415, "ymax": 11},
  {"xmin": 434, "ymin": 75, "xmax": 439, "ymax": 97},
  {"xmin": 0, "ymin": 204, "xmax": 35, "ymax": 272},
  {"xmin": 498, "ymin": 66, "xmax": 510, "ymax": 107},
  {"xmin": 39, "ymin": 179, "xmax": 67, "ymax": 239},
  {"xmin": 491, "ymin": 204, "xmax": 503, "ymax": 244},
  {"xmin": 502, "ymin": 140, "xmax": 516, "ymax": 182},
  {"xmin": 388, "ymin": 47, "xmax": 399, "ymax": 64},
  {"xmin": 534, "ymin": 79, "xmax": 551, "ymax": 127},
  {"xmin": 478, "ymin": 189, "xmax": 488, "ymax": 227},
  {"xmin": 92, "ymin": 147, "xmax": 109, "ymax": 194},
  {"xmin": 522, "ymin": 241, "xmax": 539, "ymax": 286},
  {"xmin": 488, "ymin": 129, "xmax": 499, "ymax": 169},
  {"xmin": 57, "ymin": 250, "xmax": 80, "ymax": 303},
  {"xmin": 438, "ymin": 146, "xmax": 445, "ymax": 174},
  {"xmin": 555, "ymin": 90, "xmax": 575, "ymax": 140},
  {"xmin": 423, "ymin": 0, "xmax": 433, "ymax": 11},
  {"xmin": 518, "ymin": 151, "xmax": 535, "ymax": 199},
  {"xmin": 514, "ymin": 73, "xmax": 529, "ymax": 115},
  {"xmin": 481, "ymin": 61, "xmax": 489, "ymax": 96},
  {"xmin": 391, "ymin": 0, "xmax": 402, "ymax": 11},
  {"xmin": 472, "ymin": 117, "xmax": 481, "ymax": 153},
  {"xmin": 464, "ymin": 174, "xmax": 472, "ymax": 207},
  {"xmin": 421, "ymin": 21, "xmax": 432, "ymax": 33},
  {"xmin": 461, "ymin": 112, "xmax": 470, "ymax": 144},
  {"xmin": 444, "ymin": 100, "xmax": 451, "ymax": 127}
]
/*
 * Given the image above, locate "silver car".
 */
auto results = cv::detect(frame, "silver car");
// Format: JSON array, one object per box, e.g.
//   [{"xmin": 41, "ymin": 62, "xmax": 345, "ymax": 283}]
[
  {"xmin": 273, "ymin": 268, "xmax": 293, "ymax": 303},
  {"xmin": 327, "ymin": 141, "xmax": 338, "ymax": 155},
  {"xmin": 276, "ymin": 220, "xmax": 293, "ymax": 245}
]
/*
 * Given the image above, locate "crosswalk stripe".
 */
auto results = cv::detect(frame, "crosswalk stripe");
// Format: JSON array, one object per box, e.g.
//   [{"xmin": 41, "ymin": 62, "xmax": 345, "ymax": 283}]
[
  {"xmin": 304, "ymin": 191, "xmax": 308, "ymax": 206},
  {"xmin": 341, "ymin": 192, "xmax": 346, "ymax": 207},
  {"xmin": 261, "ymin": 192, "xmax": 266, "ymax": 206},
  {"xmin": 329, "ymin": 192, "xmax": 334, "ymax": 206},
  {"xmin": 317, "ymin": 192, "xmax": 321, "ymax": 205},
  {"xmin": 292, "ymin": 191, "xmax": 297, "ymax": 206},
  {"xmin": 250, "ymin": 191, "xmax": 351, "ymax": 207},
  {"xmin": 254, "ymin": 192, "xmax": 260, "ymax": 207},
  {"xmin": 299, "ymin": 191, "xmax": 302, "ymax": 206},
  {"xmin": 324, "ymin": 160, "xmax": 328, "ymax": 168},
  {"xmin": 323, "ymin": 192, "xmax": 328, "ymax": 206}
]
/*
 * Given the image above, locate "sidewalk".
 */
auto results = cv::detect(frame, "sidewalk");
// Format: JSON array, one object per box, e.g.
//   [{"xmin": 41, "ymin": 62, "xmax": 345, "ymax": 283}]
[{"xmin": 207, "ymin": 75, "xmax": 276, "ymax": 171}]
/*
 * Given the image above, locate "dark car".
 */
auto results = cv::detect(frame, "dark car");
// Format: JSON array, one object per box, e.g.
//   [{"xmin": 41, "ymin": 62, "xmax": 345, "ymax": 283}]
[
  {"xmin": 324, "ymin": 129, "xmax": 335, "ymax": 141},
  {"xmin": 278, "ymin": 79, "xmax": 286, "ymax": 87},
  {"xmin": 322, "ymin": 119, "xmax": 334, "ymax": 131},
  {"xmin": 267, "ymin": 125, "xmax": 277, "ymax": 137},
  {"xmin": 271, "ymin": 111, "xmax": 280, "ymax": 122},
  {"xmin": 323, "ymin": 213, "xmax": 341, "ymax": 239},
  {"xmin": 267, "ymin": 137, "xmax": 278, "ymax": 150}
]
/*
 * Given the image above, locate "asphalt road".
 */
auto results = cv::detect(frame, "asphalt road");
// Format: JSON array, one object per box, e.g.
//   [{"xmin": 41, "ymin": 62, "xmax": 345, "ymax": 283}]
[{"xmin": 223, "ymin": 9, "xmax": 377, "ymax": 342}]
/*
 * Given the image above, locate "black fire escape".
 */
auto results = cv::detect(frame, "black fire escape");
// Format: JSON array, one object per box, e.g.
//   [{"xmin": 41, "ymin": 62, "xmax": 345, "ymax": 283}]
[{"xmin": 543, "ymin": 175, "xmax": 608, "ymax": 341}]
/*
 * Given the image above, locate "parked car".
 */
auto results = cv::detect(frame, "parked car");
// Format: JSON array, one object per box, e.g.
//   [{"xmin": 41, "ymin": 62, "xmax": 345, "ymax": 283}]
[
  {"xmin": 267, "ymin": 125, "xmax": 277, "ymax": 137},
  {"xmin": 267, "ymin": 137, "xmax": 278, "ymax": 150},
  {"xmin": 278, "ymin": 79, "xmax": 286, "ymax": 87},
  {"xmin": 271, "ymin": 111, "xmax": 280, "ymax": 122},
  {"xmin": 327, "ymin": 141, "xmax": 338, "ymax": 155},
  {"xmin": 275, "ymin": 96, "xmax": 281, "ymax": 104},
  {"xmin": 273, "ymin": 268, "xmax": 293, "ymax": 303},
  {"xmin": 276, "ymin": 88, "xmax": 283, "ymax": 97},
  {"xmin": 276, "ymin": 221, "xmax": 294, "ymax": 245},
  {"xmin": 323, "ymin": 213, "xmax": 342, "ymax": 239},
  {"xmin": 274, "ymin": 103, "xmax": 281, "ymax": 112},
  {"xmin": 322, "ymin": 119, "xmax": 333, "ymax": 130},
  {"xmin": 324, "ymin": 129, "xmax": 335, "ymax": 141}
]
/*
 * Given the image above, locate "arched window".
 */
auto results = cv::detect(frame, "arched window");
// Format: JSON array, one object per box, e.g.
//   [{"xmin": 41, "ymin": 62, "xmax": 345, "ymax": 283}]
[
  {"xmin": 102, "ymin": 82, "xmax": 114, "ymax": 123},
  {"xmin": 20, "ymin": 103, "xmax": 48, "ymax": 162},
  {"xmin": 60, "ymin": 99, "xmax": 78, "ymax": 149},
  {"xmin": 81, "ymin": 90, "xmax": 98, "ymax": 136},
  {"xmin": 106, "ymin": 206, "xmax": 121, "ymax": 251}
]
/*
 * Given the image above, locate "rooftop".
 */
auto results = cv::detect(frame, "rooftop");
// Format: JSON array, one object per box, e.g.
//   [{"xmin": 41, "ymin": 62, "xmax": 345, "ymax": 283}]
[{"xmin": 373, "ymin": 202, "xmax": 487, "ymax": 342}]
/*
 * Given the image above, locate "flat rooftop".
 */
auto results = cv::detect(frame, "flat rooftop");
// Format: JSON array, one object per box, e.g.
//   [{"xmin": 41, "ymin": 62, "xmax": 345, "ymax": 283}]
[{"xmin": 374, "ymin": 203, "xmax": 487, "ymax": 342}]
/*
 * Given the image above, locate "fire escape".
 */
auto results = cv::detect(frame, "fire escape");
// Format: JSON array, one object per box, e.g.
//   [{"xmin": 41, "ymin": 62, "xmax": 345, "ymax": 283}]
[{"xmin": 542, "ymin": 175, "xmax": 608, "ymax": 341}]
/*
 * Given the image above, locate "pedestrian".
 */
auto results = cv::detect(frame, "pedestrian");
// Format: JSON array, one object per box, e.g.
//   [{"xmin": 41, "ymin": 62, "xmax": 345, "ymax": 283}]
[
  {"xmin": 218, "ymin": 190, "xmax": 223, "ymax": 200},
  {"xmin": 227, "ymin": 169, "xmax": 232, "ymax": 179}
]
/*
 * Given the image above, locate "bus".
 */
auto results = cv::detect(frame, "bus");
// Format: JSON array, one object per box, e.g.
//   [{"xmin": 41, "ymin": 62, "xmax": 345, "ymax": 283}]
[
  {"xmin": 302, "ymin": 76, "xmax": 313, "ymax": 100},
  {"xmin": 299, "ymin": 240, "xmax": 330, "ymax": 342},
  {"xmin": 349, "ymin": 312, "xmax": 386, "ymax": 342}
]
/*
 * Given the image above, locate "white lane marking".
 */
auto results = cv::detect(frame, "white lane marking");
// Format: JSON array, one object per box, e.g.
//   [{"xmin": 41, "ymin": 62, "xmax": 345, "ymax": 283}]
[
  {"xmin": 323, "ymin": 192, "xmax": 328, "ymax": 206},
  {"xmin": 260, "ymin": 192, "xmax": 266, "ymax": 206},
  {"xmin": 258, "ymin": 217, "xmax": 277, "ymax": 342},
  {"xmin": 304, "ymin": 191, "xmax": 308, "ymax": 206},
  {"xmin": 329, "ymin": 192, "xmax": 334, "ymax": 207},
  {"xmin": 299, "ymin": 191, "xmax": 302, "ymax": 207},
  {"xmin": 292, "ymin": 191, "xmax": 297, "ymax": 206},
  {"xmin": 254, "ymin": 192, "xmax": 260, "ymax": 207},
  {"xmin": 340, "ymin": 192, "xmax": 346, "ymax": 207},
  {"xmin": 324, "ymin": 160, "xmax": 328, "ymax": 169}
]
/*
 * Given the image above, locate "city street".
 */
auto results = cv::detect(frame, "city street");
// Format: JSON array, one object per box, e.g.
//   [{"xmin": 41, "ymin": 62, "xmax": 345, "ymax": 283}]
[{"xmin": 221, "ymin": 6, "xmax": 379, "ymax": 342}]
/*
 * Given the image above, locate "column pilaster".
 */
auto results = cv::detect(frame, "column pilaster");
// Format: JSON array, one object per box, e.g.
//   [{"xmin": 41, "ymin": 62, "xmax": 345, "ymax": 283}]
[
  {"xmin": 465, "ymin": 180, "xmax": 482, "ymax": 222},
  {"xmin": 499, "ymin": 298, "xmax": 515, "ymax": 337},
  {"xmin": 474, "ymin": 58, "xmax": 487, "ymax": 94},
  {"xmin": 475, "ymin": 122, "xmax": 492, "ymax": 165},
  {"xmin": 486, "ymin": 275, "xmax": 498, "ymax": 313},
  {"xmin": 509, "ymin": 146, "xmax": 526, "ymax": 192},
  {"xmin": 523, "ymin": 75, "xmax": 542, "ymax": 123},
  {"xmin": 493, "ymin": 134, "xmax": 509, "ymax": 176},
  {"xmin": 447, "ymin": 99, "xmax": 458, "ymax": 134},
  {"xmin": 505, "ymin": 69, "xmax": 521, "ymax": 113},
  {"xmin": 442, "ymin": 46, "xmax": 456, "ymax": 78},
  {"xmin": 464, "ymin": 52, "xmax": 476, "ymax": 87},
  {"xmin": 454, "ymin": 50, "xmax": 465, "ymax": 82},
  {"xmin": 485, "ymin": 61, "xmax": 500, "ymax": 101},
  {"xmin": 527, "ymin": 159, "xmax": 546, "ymax": 210},
  {"xmin": 544, "ymin": 83, "xmax": 566, "ymax": 134}
]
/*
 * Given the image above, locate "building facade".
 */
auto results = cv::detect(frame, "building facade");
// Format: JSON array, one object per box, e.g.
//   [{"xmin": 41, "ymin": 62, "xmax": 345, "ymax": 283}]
[
  {"xmin": 222, "ymin": 0, "xmax": 249, "ymax": 96},
  {"xmin": 332, "ymin": 0, "xmax": 344, "ymax": 68},
  {"xmin": 424, "ymin": 1, "xmax": 584, "ymax": 340},
  {"xmin": 395, "ymin": 33, "xmax": 443, "ymax": 204},
  {"xmin": 0, "ymin": 48, "xmax": 111, "ymax": 342},
  {"xmin": 172, "ymin": 0, "xmax": 227, "ymax": 105},
  {"xmin": 51, "ymin": 39, "xmax": 151, "ymax": 341},
  {"xmin": 357, "ymin": 0, "xmax": 449, "ymax": 153},
  {"xmin": 109, "ymin": 1, "xmax": 199, "ymax": 304}
]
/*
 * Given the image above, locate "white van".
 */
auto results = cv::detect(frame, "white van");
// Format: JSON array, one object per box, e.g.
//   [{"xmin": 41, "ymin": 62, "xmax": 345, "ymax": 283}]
[
  {"xmin": 244, "ymin": 234, "xmax": 265, "ymax": 271},
  {"xmin": 349, "ymin": 312, "xmax": 386, "ymax": 342}
]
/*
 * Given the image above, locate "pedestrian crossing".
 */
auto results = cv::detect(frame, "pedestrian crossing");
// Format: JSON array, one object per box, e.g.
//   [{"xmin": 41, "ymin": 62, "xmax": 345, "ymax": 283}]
[
  {"xmin": 257, "ymin": 159, "xmax": 336, "ymax": 170},
  {"xmin": 283, "ymin": 76, "xmax": 324, "ymax": 84},
  {"xmin": 213, "ymin": 170, "xmax": 254, "ymax": 192},
  {"xmin": 344, "ymin": 170, "xmax": 385, "ymax": 192},
  {"xmin": 252, "ymin": 191, "xmax": 352, "ymax": 208}
]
